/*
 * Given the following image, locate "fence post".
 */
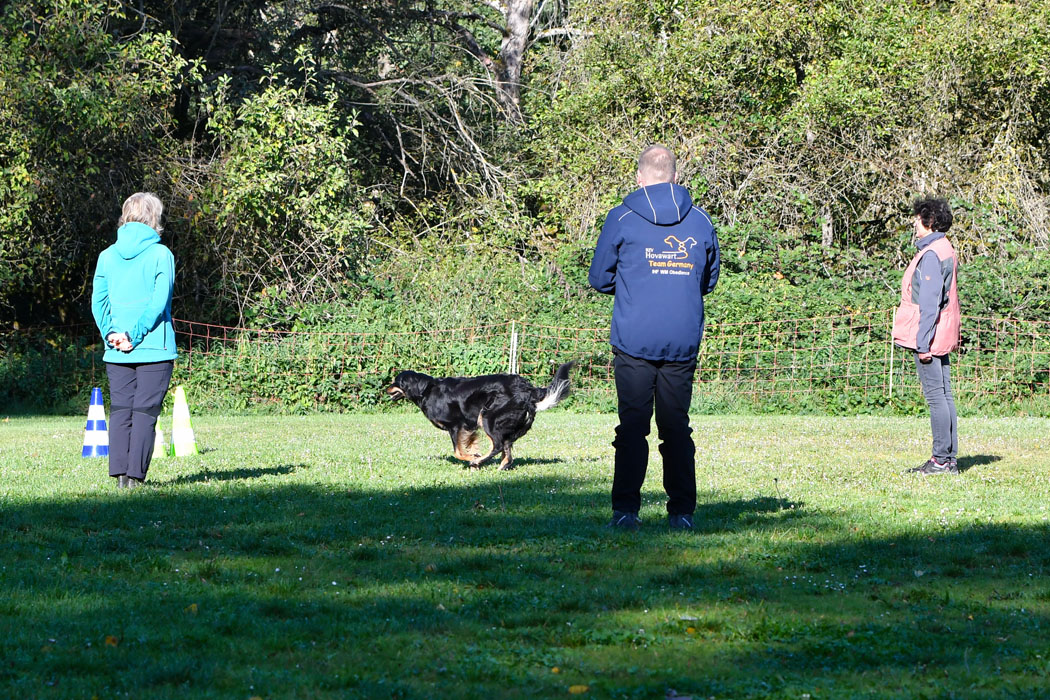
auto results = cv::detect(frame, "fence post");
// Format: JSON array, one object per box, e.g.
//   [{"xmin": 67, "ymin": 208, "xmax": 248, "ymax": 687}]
[
  {"xmin": 888, "ymin": 336, "xmax": 894, "ymax": 399},
  {"xmin": 508, "ymin": 320, "xmax": 518, "ymax": 374}
]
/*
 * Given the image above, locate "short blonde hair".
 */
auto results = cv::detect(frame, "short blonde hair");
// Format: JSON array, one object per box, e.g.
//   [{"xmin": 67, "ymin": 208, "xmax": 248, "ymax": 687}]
[{"xmin": 119, "ymin": 192, "xmax": 164, "ymax": 232}]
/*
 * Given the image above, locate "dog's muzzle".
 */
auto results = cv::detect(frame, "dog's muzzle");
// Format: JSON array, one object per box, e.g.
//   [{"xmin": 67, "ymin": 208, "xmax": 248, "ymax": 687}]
[{"xmin": 386, "ymin": 385, "xmax": 406, "ymax": 400}]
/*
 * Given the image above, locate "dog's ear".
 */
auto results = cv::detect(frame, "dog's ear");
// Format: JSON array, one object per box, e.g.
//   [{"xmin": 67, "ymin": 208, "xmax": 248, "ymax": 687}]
[{"xmin": 403, "ymin": 372, "xmax": 433, "ymax": 399}]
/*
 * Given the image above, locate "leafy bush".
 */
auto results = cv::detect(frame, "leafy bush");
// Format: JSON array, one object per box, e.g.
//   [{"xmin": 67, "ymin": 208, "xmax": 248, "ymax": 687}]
[{"xmin": 171, "ymin": 56, "xmax": 370, "ymax": 324}]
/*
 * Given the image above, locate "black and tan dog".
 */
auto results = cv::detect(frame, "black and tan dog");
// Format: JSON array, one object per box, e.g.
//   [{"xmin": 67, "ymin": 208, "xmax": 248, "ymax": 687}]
[{"xmin": 386, "ymin": 362, "xmax": 573, "ymax": 469}]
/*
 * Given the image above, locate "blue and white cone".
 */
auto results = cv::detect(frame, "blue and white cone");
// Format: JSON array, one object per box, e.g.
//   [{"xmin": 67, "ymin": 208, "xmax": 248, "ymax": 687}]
[{"xmin": 81, "ymin": 387, "xmax": 109, "ymax": 457}]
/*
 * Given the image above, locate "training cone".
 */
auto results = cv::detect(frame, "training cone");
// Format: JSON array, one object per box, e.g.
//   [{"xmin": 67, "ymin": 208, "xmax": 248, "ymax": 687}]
[
  {"xmin": 170, "ymin": 385, "xmax": 198, "ymax": 456},
  {"xmin": 81, "ymin": 387, "xmax": 109, "ymax": 457},
  {"xmin": 152, "ymin": 427, "xmax": 167, "ymax": 459}
]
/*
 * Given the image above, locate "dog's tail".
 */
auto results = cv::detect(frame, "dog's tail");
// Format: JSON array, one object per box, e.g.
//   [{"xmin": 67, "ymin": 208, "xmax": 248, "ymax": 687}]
[{"xmin": 535, "ymin": 361, "xmax": 574, "ymax": 411}]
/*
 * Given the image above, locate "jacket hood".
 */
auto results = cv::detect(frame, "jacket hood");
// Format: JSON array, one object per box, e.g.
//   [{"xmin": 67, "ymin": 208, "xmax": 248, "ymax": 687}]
[
  {"xmin": 114, "ymin": 222, "xmax": 161, "ymax": 259},
  {"xmin": 623, "ymin": 183, "xmax": 693, "ymax": 225}
]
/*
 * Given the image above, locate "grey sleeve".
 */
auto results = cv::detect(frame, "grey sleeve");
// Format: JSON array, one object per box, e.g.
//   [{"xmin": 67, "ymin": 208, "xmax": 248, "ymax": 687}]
[{"xmin": 915, "ymin": 250, "xmax": 943, "ymax": 354}]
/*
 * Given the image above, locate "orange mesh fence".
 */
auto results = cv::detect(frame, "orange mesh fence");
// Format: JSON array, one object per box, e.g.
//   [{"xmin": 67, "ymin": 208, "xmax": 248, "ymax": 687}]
[
  {"xmin": 172, "ymin": 319, "xmax": 512, "ymax": 411},
  {"xmin": 948, "ymin": 316, "xmax": 1050, "ymax": 399},
  {"xmin": 516, "ymin": 311, "xmax": 900, "ymax": 409},
  {"xmin": 0, "ymin": 323, "xmax": 101, "ymax": 412},
  {"xmin": 3, "ymin": 312, "xmax": 1050, "ymax": 413}
]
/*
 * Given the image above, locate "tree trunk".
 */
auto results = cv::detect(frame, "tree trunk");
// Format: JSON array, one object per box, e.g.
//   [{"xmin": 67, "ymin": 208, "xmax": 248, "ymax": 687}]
[
  {"xmin": 497, "ymin": 0, "xmax": 533, "ymax": 123},
  {"xmin": 821, "ymin": 205, "xmax": 834, "ymax": 248}
]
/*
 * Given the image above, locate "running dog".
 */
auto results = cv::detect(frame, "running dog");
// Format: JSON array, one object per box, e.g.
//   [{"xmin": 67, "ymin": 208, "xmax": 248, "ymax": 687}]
[{"xmin": 386, "ymin": 362, "xmax": 573, "ymax": 469}]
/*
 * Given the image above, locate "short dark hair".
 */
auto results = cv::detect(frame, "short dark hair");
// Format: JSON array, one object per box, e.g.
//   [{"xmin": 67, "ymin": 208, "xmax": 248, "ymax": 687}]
[{"xmin": 912, "ymin": 197, "xmax": 953, "ymax": 233}]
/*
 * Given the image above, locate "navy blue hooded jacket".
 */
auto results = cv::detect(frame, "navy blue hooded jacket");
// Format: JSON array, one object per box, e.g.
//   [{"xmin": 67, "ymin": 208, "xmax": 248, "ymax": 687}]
[{"xmin": 588, "ymin": 183, "xmax": 720, "ymax": 362}]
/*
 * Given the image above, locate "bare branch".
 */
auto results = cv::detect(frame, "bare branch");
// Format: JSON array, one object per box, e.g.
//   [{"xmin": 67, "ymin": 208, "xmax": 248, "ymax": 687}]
[
  {"xmin": 532, "ymin": 27, "xmax": 592, "ymax": 42},
  {"xmin": 478, "ymin": 0, "xmax": 507, "ymax": 14}
]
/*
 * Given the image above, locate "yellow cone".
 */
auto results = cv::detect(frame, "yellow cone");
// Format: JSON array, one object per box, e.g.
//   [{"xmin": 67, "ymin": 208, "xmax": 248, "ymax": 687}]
[
  {"xmin": 152, "ymin": 426, "xmax": 167, "ymax": 458},
  {"xmin": 171, "ymin": 385, "xmax": 198, "ymax": 456}
]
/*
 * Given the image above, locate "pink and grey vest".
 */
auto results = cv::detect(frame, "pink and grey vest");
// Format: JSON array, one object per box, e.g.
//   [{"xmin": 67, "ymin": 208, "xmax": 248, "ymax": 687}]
[{"xmin": 892, "ymin": 236, "xmax": 961, "ymax": 355}]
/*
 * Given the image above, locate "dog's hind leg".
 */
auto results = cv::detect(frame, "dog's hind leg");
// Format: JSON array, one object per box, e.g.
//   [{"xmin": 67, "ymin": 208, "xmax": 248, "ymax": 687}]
[
  {"xmin": 497, "ymin": 443, "xmax": 514, "ymax": 470},
  {"xmin": 468, "ymin": 443, "xmax": 500, "ymax": 469},
  {"xmin": 470, "ymin": 413, "xmax": 506, "ymax": 469}
]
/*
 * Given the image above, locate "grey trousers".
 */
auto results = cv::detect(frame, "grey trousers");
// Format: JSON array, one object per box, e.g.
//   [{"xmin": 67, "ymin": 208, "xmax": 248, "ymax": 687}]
[
  {"xmin": 914, "ymin": 353, "xmax": 958, "ymax": 462},
  {"xmin": 106, "ymin": 361, "xmax": 174, "ymax": 480}
]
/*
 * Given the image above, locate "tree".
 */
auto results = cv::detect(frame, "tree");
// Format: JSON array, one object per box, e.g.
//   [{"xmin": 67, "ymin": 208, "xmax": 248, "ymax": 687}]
[{"xmin": 0, "ymin": 0, "xmax": 189, "ymax": 325}]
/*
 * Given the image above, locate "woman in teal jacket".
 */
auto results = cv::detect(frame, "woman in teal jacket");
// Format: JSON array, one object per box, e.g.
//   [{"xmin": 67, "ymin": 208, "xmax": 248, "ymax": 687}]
[{"xmin": 91, "ymin": 193, "xmax": 177, "ymax": 488}]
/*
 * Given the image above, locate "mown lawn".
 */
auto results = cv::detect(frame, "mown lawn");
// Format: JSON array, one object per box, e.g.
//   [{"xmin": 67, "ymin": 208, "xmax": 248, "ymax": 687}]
[{"xmin": 2, "ymin": 412, "xmax": 1049, "ymax": 699}]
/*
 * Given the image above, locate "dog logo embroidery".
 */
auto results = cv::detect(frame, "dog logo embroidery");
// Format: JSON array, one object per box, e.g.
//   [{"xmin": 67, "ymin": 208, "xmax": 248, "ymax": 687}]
[{"xmin": 662, "ymin": 235, "xmax": 698, "ymax": 260}]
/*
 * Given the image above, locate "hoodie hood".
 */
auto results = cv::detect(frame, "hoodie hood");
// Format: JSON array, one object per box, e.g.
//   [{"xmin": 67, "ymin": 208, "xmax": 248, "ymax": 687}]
[
  {"xmin": 622, "ymin": 183, "xmax": 693, "ymax": 225},
  {"xmin": 114, "ymin": 222, "xmax": 161, "ymax": 259}
]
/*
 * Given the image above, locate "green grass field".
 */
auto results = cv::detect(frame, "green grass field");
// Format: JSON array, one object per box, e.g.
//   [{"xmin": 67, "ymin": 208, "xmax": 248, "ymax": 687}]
[{"xmin": 2, "ymin": 412, "xmax": 1049, "ymax": 699}]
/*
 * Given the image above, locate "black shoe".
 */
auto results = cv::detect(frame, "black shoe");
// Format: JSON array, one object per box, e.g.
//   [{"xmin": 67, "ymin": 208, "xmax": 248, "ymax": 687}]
[
  {"xmin": 116, "ymin": 475, "xmax": 128, "ymax": 489},
  {"xmin": 948, "ymin": 458, "xmax": 959, "ymax": 474},
  {"xmin": 608, "ymin": 511, "xmax": 640, "ymax": 530},
  {"xmin": 126, "ymin": 477, "xmax": 144, "ymax": 489},
  {"xmin": 907, "ymin": 458, "xmax": 952, "ymax": 475},
  {"xmin": 668, "ymin": 513, "xmax": 695, "ymax": 530}
]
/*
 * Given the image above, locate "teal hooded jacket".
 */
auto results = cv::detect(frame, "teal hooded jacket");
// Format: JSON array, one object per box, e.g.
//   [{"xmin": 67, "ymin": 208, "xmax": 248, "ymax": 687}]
[{"xmin": 91, "ymin": 222, "xmax": 177, "ymax": 364}]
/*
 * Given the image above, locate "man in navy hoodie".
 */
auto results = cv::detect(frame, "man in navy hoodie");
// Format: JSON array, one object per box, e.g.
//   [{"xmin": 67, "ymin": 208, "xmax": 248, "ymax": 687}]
[{"xmin": 588, "ymin": 145, "xmax": 720, "ymax": 530}]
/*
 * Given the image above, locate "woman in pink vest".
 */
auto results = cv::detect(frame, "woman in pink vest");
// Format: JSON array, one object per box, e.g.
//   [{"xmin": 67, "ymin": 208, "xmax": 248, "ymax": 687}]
[{"xmin": 892, "ymin": 198, "xmax": 962, "ymax": 475}]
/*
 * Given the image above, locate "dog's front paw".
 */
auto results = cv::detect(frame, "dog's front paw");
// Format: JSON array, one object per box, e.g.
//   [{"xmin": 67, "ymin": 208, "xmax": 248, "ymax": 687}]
[{"xmin": 497, "ymin": 463, "xmax": 516, "ymax": 471}]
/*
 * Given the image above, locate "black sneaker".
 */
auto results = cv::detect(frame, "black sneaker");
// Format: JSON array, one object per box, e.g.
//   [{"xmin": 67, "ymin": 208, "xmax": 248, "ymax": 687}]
[
  {"xmin": 126, "ymin": 477, "xmax": 144, "ymax": 489},
  {"xmin": 116, "ymin": 475, "xmax": 129, "ymax": 489},
  {"xmin": 608, "ymin": 511, "xmax": 640, "ymax": 530},
  {"xmin": 668, "ymin": 514, "xmax": 694, "ymax": 530},
  {"xmin": 948, "ymin": 458, "xmax": 959, "ymax": 474},
  {"xmin": 907, "ymin": 458, "xmax": 952, "ymax": 475}
]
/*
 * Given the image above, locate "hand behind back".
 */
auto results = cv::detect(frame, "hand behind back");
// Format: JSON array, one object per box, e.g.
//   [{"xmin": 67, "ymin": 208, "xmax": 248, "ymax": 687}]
[{"xmin": 108, "ymin": 333, "xmax": 133, "ymax": 352}]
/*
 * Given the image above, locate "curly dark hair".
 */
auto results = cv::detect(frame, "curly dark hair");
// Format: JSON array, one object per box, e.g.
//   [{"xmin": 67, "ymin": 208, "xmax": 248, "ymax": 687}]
[{"xmin": 912, "ymin": 197, "xmax": 953, "ymax": 233}]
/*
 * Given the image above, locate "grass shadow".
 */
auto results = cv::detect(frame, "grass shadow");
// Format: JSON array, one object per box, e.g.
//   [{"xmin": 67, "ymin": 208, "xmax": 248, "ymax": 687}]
[
  {"xmin": 161, "ymin": 463, "xmax": 304, "ymax": 485},
  {"xmin": 503, "ymin": 456, "xmax": 565, "ymax": 467},
  {"xmin": 694, "ymin": 495, "xmax": 807, "ymax": 533},
  {"xmin": 438, "ymin": 455, "xmax": 565, "ymax": 468},
  {"xmin": 957, "ymin": 454, "xmax": 1002, "ymax": 472},
  {"xmin": 3, "ymin": 461, "xmax": 1050, "ymax": 698}
]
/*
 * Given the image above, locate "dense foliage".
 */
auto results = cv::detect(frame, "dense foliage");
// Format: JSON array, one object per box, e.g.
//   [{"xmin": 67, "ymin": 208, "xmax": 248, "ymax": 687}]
[
  {"xmin": 2, "ymin": 0, "xmax": 1050, "ymax": 412},
  {"xmin": 1, "ymin": 1, "xmax": 189, "ymax": 322}
]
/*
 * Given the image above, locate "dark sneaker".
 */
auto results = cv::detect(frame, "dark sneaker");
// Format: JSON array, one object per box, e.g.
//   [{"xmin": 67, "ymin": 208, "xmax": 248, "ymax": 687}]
[
  {"xmin": 116, "ymin": 475, "xmax": 129, "ymax": 489},
  {"xmin": 668, "ymin": 514, "xmax": 695, "ymax": 530},
  {"xmin": 907, "ymin": 458, "xmax": 952, "ymax": 475},
  {"xmin": 608, "ymin": 511, "xmax": 641, "ymax": 530},
  {"xmin": 948, "ymin": 458, "xmax": 959, "ymax": 474},
  {"xmin": 126, "ymin": 477, "xmax": 144, "ymax": 489}
]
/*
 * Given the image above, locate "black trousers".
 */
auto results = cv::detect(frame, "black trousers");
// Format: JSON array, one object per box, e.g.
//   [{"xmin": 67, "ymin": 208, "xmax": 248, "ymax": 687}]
[
  {"xmin": 611, "ymin": 350, "xmax": 697, "ymax": 515},
  {"xmin": 105, "ymin": 361, "xmax": 174, "ymax": 480}
]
